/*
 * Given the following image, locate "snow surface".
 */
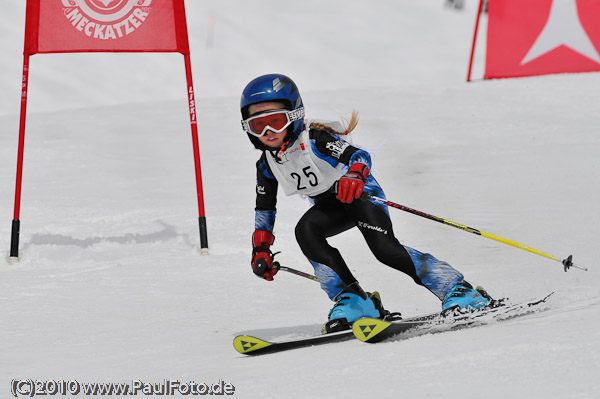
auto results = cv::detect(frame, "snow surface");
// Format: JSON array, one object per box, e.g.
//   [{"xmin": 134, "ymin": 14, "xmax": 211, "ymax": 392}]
[{"xmin": 1, "ymin": 1, "xmax": 599, "ymax": 398}]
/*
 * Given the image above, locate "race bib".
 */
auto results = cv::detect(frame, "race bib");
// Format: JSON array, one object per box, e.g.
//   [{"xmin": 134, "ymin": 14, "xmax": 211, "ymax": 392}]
[{"xmin": 266, "ymin": 131, "xmax": 345, "ymax": 196}]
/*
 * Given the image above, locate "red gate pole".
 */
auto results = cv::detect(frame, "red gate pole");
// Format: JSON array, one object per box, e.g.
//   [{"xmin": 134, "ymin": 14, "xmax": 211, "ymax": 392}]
[
  {"xmin": 10, "ymin": 54, "xmax": 31, "ymax": 262},
  {"xmin": 467, "ymin": 0, "xmax": 485, "ymax": 82},
  {"xmin": 183, "ymin": 53, "xmax": 209, "ymax": 255}
]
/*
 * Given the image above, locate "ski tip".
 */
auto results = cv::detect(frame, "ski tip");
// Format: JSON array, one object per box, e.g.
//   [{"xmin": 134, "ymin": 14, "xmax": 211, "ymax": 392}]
[
  {"xmin": 539, "ymin": 291, "xmax": 555, "ymax": 304},
  {"xmin": 352, "ymin": 318, "xmax": 391, "ymax": 343},
  {"xmin": 233, "ymin": 335, "xmax": 272, "ymax": 355}
]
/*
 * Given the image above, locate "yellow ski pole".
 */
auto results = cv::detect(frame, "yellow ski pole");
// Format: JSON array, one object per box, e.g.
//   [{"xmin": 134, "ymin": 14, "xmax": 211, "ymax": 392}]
[{"xmin": 363, "ymin": 194, "xmax": 588, "ymax": 272}]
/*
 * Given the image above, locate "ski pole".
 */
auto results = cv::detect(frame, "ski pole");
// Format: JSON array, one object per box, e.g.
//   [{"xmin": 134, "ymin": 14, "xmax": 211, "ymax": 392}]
[
  {"xmin": 362, "ymin": 193, "xmax": 588, "ymax": 272},
  {"xmin": 274, "ymin": 262, "xmax": 320, "ymax": 282},
  {"xmin": 254, "ymin": 258, "xmax": 320, "ymax": 282}
]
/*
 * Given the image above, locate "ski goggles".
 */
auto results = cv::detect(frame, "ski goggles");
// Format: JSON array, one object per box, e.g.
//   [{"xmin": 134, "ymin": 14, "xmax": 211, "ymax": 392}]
[{"xmin": 241, "ymin": 108, "xmax": 305, "ymax": 138}]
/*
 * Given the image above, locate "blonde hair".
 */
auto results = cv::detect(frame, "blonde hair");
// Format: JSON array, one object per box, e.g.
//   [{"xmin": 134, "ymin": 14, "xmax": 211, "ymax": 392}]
[{"xmin": 309, "ymin": 111, "xmax": 359, "ymax": 136}]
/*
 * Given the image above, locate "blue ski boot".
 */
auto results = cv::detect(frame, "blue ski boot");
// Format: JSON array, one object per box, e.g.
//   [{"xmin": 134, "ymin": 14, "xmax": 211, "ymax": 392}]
[
  {"xmin": 322, "ymin": 283, "xmax": 388, "ymax": 334},
  {"xmin": 442, "ymin": 280, "xmax": 491, "ymax": 315}
]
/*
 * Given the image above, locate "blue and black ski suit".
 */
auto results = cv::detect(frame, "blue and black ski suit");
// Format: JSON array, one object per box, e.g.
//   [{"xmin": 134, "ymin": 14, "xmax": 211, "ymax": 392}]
[{"xmin": 254, "ymin": 126, "xmax": 463, "ymax": 301}]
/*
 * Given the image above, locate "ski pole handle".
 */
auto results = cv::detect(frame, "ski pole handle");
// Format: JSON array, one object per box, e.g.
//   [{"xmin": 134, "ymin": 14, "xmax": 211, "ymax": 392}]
[{"xmin": 254, "ymin": 258, "xmax": 268, "ymax": 275}]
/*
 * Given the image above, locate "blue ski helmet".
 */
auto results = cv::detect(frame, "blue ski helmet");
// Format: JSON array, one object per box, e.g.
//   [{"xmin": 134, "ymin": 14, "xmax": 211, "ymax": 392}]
[{"xmin": 240, "ymin": 74, "xmax": 304, "ymax": 150}]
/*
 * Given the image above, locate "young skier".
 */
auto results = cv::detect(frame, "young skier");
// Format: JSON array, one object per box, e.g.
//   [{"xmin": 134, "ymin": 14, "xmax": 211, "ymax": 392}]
[{"xmin": 241, "ymin": 73, "xmax": 491, "ymax": 332}]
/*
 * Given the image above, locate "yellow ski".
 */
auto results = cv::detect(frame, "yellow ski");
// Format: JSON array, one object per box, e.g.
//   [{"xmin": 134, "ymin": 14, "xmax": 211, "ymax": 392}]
[
  {"xmin": 233, "ymin": 335, "xmax": 273, "ymax": 355},
  {"xmin": 352, "ymin": 319, "xmax": 393, "ymax": 342},
  {"xmin": 233, "ymin": 329, "xmax": 354, "ymax": 356}
]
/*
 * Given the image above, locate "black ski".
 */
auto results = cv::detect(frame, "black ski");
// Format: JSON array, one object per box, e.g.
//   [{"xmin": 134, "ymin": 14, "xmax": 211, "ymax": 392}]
[
  {"xmin": 233, "ymin": 329, "xmax": 355, "ymax": 356},
  {"xmin": 353, "ymin": 292, "xmax": 554, "ymax": 343},
  {"xmin": 233, "ymin": 311, "xmax": 457, "ymax": 355},
  {"xmin": 233, "ymin": 293, "xmax": 553, "ymax": 355}
]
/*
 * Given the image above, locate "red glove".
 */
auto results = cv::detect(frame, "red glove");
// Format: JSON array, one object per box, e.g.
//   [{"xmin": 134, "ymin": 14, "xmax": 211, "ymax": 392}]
[
  {"xmin": 336, "ymin": 163, "xmax": 369, "ymax": 204},
  {"xmin": 251, "ymin": 230, "xmax": 278, "ymax": 281}
]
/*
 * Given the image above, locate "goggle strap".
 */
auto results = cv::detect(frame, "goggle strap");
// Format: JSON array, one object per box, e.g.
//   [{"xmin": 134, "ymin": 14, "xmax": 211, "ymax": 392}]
[
  {"xmin": 287, "ymin": 108, "xmax": 305, "ymax": 122},
  {"xmin": 241, "ymin": 108, "xmax": 305, "ymax": 136}
]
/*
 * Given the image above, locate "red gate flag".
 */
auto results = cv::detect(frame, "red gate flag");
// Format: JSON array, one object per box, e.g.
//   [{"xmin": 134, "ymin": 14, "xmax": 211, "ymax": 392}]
[
  {"xmin": 11, "ymin": 0, "xmax": 209, "ymax": 261},
  {"xmin": 24, "ymin": 0, "xmax": 190, "ymax": 54},
  {"xmin": 485, "ymin": 0, "xmax": 600, "ymax": 79}
]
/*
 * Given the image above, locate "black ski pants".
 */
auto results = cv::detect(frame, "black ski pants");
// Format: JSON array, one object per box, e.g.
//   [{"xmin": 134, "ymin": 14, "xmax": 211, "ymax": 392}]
[{"xmin": 294, "ymin": 193, "xmax": 423, "ymax": 287}]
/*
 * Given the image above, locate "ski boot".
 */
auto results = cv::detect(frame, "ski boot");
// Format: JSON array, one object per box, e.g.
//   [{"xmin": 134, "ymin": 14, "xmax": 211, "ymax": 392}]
[
  {"xmin": 441, "ymin": 280, "xmax": 492, "ymax": 316},
  {"xmin": 322, "ymin": 283, "xmax": 397, "ymax": 334}
]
